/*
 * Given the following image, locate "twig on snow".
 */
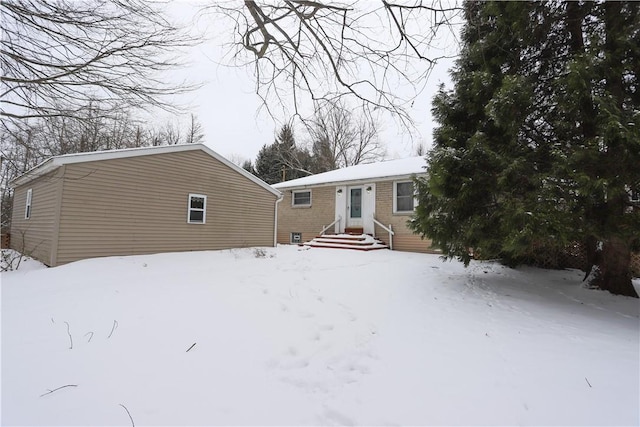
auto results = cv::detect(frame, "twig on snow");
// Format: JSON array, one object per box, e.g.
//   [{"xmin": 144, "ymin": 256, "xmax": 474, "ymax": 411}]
[
  {"xmin": 84, "ymin": 331, "xmax": 94, "ymax": 343},
  {"xmin": 186, "ymin": 343, "xmax": 196, "ymax": 352},
  {"xmin": 39, "ymin": 384, "xmax": 78, "ymax": 397},
  {"xmin": 64, "ymin": 321, "xmax": 73, "ymax": 349},
  {"xmin": 119, "ymin": 403, "xmax": 135, "ymax": 427},
  {"xmin": 108, "ymin": 320, "xmax": 118, "ymax": 339},
  {"xmin": 585, "ymin": 377, "xmax": 592, "ymax": 388}
]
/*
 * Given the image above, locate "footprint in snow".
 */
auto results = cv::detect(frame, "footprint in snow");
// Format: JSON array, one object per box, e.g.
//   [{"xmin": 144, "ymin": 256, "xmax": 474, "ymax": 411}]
[{"xmin": 320, "ymin": 406, "xmax": 355, "ymax": 426}]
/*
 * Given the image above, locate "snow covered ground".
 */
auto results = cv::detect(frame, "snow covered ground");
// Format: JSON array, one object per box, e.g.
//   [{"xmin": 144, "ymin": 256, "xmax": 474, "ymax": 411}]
[{"xmin": 2, "ymin": 246, "xmax": 638, "ymax": 426}]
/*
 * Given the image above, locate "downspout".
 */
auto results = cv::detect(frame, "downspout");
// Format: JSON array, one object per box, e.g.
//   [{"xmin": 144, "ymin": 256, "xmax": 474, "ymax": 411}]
[{"xmin": 273, "ymin": 193, "xmax": 283, "ymax": 247}]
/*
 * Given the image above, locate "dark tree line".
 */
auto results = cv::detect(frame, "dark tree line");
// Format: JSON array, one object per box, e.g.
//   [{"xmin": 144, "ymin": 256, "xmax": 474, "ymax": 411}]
[
  {"xmin": 244, "ymin": 103, "xmax": 385, "ymax": 184},
  {"xmin": 411, "ymin": 1, "xmax": 640, "ymax": 297}
]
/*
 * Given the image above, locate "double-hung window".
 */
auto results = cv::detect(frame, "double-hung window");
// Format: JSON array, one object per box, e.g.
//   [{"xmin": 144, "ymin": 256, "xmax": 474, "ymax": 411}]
[
  {"xmin": 25, "ymin": 188, "xmax": 33, "ymax": 219},
  {"xmin": 187, "ymin": 194, "xmax": 207, "ymax": 224},
  {"xmin": 394, "ymin": 181, "xmax": 415, "ymax": 214},
  {"xmin": 292, "ymin": 190, "xmax": 311, "ymax": 207}
]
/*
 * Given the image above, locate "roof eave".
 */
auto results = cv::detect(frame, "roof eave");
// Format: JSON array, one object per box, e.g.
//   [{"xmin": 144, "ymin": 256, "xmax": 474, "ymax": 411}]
[
  {"xmin": 9, "ymin": 158, "xmax": 60, "ymax": 188},
  {"xmin": 9, "ymin": 144, "xmax": 281, "ymax": 198},
  {"xmin": 272, "ymin": 172, "xmax": 426, "ymax": 191}
]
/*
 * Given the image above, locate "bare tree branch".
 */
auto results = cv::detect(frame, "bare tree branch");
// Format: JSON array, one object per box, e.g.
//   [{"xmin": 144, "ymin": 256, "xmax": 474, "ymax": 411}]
[
  {"xmin": 306, "ymin": 100, "xmax": 385, "ymax": 170},
  {"xmin": 39, "ymin": 384, "xmax": 78, "ymax": 397},
  {"xmin": 119, "ymin": 403, "xmax": 135, "ymax": 427},
  {"xmin": 1, "ymin": 0, "xmax": 201, "ymax": 123},
  {"xmin": 206, "ymin": 1, "xmax": 461, "ymax": 130}
]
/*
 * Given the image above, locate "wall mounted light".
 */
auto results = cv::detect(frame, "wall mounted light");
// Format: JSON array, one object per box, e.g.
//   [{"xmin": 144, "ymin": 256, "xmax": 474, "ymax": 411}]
[
  {"xmin": 366, "ymin": 186, "xmax": 372, "ymax": 193},
  {"xmin": 337, "ymin": 189, "xmax": 343, "ymax": 194}
]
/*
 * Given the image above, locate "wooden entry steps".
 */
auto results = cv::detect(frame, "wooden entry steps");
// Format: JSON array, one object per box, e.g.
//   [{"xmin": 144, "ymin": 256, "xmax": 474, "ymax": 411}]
[{"xmin": 303, "ymin": 233, "xmax": 389, "ymax": 251}]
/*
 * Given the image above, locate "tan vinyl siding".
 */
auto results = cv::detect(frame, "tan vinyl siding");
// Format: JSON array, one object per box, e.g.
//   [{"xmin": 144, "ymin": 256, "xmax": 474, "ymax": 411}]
[
  {"xmin": 373, "ymin": 180, "xmax": 437, "ymax": 253},
  {"xmin": 277, "ymin": 186, "xmax": 335, "ymax": 244},
  {"xmin": 55, "ymin": 150, "xmax": 276, "ymax": 265},
  {"xmin": 10, "ymin": 169, "xmax": 63, "ymax": 265}
]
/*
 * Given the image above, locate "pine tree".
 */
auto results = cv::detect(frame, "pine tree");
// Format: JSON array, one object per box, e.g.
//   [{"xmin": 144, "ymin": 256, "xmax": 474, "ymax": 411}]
[
  {"xmin": 553, "ymin": 1, "xmax": 640, "ymax": 296},
  {"xmin": 254, "ymin": 124, "xmax": 312, "ymax": 184},
  {"xmin": 254, "ymin": 143, "xmax": 282, "ymax": 184},
  {"xmin": 411, "ymin": 1, "xmax": 639, "ymax": 297}
]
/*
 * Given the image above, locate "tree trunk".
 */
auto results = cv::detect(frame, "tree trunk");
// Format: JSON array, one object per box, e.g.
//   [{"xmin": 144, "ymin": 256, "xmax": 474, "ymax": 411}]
[
  {"xmin": 588, "ymin": 2, "xmax": 638, "ymax": 299},
  {"xmin": 589, "ymin": 237, "xmax": 638, "ymax": 298}
]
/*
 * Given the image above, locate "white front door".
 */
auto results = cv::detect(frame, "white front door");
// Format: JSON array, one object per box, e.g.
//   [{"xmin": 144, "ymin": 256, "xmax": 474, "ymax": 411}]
[{"xmin": 347, "ymin": 186, "xmax": 363, "ymax": 228}]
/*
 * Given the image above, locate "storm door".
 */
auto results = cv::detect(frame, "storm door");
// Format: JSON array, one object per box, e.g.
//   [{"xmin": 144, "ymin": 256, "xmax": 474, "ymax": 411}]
[{"xmin": 347, "ymin": 186, "xmax": 363, "ymax": 228}]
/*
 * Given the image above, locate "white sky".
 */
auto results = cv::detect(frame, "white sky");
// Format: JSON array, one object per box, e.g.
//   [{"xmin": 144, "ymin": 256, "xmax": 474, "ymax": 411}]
[{"xmin": 159, "ymin": 2, "xmax": 460, "ymax": 164}]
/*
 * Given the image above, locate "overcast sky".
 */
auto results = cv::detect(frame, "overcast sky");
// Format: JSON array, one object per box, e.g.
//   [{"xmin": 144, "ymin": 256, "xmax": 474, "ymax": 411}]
[{"xmin": 160, "ymin": 2, "xmax": 460, "ymax": 164}]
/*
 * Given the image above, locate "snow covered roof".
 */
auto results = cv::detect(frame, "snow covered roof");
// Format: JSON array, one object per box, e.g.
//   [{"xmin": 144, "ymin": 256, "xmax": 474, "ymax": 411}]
[
  {"xmin": 10, "ymin": 144, "xmax": 281, "ymax": 197},
  {"xmin": 272, "ymin": 156, "xmax": 427, "ymax": 189}
]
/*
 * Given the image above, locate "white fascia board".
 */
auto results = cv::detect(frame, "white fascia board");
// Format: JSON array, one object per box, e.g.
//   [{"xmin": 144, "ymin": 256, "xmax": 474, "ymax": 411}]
[
  {"xmin": 9, "ymin": 158, "xmax": 58, "ymax": 188},
  {"xmin": 272, "ymin": 173, "xmax": 426, "ymax": 191}
]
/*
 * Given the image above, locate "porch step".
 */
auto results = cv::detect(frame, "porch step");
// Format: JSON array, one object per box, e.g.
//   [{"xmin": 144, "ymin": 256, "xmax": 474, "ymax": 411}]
[
  {"xmin": 303, "ymin": 234, "xmax": 389, "ymax": 251},
  {"xmin": 344, "ymin": 227, "xmax": 364, "ymax": 235}
]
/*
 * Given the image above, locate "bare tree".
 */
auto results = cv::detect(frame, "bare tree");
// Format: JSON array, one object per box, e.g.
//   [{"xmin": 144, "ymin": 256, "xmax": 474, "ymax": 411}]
[
  {"xmin": 185, "ymin": 114, "xmax": 205, "ymax": 144},
  {"xmin": 0, "ymin": 108, "xmax": 192, "ymax": 234},
  {"xmin": 414, "ymin": 143, "xmax": 427, "ymax": 156},
  {"xmin": 210, "ymin": 1, "xmax": 461, "ymax": 127},
  {"xmin": 1, "ymin": 0, "xmax": 199, "ymax": 126},
  {"xmin": 307, "ymin": 101, "xmax": 385, "ymax": 171},
  {"xmin": 161, "ymin": 122, "xmax": 183, "ymax": 146}
]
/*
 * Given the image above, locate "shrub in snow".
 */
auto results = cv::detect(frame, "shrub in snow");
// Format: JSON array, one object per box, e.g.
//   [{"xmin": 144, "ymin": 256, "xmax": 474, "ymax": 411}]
[{"xmin": 1, "ymin": 249, "xmax": 26, "ymax": 272}]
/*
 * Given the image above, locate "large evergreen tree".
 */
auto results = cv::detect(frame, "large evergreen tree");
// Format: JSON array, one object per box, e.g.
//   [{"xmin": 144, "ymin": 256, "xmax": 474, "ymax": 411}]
[
  {"xmin": 411, "ymin": 1, "xmax": 639, "ymax": 297},
  {"xmin": 254, "ymin": 124, "xmax": 312, "ymax": 184}
]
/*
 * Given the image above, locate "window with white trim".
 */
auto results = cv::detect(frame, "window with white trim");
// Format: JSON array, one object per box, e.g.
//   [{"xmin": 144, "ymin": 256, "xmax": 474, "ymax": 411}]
[
  {"xmin": 25, "ymin": 188, "xmax": 33, "ymax": 219},
  {"xmin": 187, "ymin": 194, "xmax": 207, "ymax": 224},
  {"xmin": 292, "ymin": 190, "xmax": 311, "ymax": 207},
  {"xmin": 394, "ymin": 181, "xmax": 415, "ymax": 213}
]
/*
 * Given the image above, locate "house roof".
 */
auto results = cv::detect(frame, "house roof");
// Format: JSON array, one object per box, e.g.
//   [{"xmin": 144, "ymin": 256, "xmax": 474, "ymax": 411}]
[
  {"xmin": 10, "ymin": 144, "xmax": 282, "ymax": 197},
  {"xmin": 272, "ymin": 156, "xmax": 427, "ymax": 189}
]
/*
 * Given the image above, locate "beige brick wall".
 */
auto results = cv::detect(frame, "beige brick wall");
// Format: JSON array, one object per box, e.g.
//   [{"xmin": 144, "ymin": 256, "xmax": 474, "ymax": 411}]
[
  {"xmin": 277, "ymin": 186, "xmax": 335, "ymax": 244},
  {"xmin": 373, "ymin": 180, "xmax": 437, "ymax": 253},
  {"xmin": 276, "ymin": 179, "xmax": 437, "ymax": 253}
]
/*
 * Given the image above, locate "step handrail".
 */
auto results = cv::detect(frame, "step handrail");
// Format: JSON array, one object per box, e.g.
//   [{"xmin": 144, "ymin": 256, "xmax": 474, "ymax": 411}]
[
  {"xmin": 320, "ymin": 216, "xmax": 341, "ymax": 235},
  {"xmin": 372, "ymin": 217, "xmax": 394, "ymax": 250}
]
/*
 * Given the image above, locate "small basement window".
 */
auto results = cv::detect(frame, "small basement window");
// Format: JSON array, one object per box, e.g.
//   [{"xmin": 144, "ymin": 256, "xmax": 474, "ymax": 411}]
[
  {"xmin": 25, "ymin": 188, "xmax": 32, "ymax": 219},
  {"xmin": 394, "ymin": 181, "xmax": 415, "ymax": 213},
  {"xmin": 187, "ymin": 194, "xmax": 207, "ymax": 224},
  {"xmin": 292, "ymin": 190, "xmax": 311, "ymax": 207}
]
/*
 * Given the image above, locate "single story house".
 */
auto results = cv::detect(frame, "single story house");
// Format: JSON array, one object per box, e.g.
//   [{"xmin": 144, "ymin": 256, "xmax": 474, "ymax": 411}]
[
  {"xmin": 9, "ymin": 144, "xmax": 282, "ymax": 267},
  {"xmin": 272, "ymin": 157, "xmax": 437, "ymax": 253}
]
